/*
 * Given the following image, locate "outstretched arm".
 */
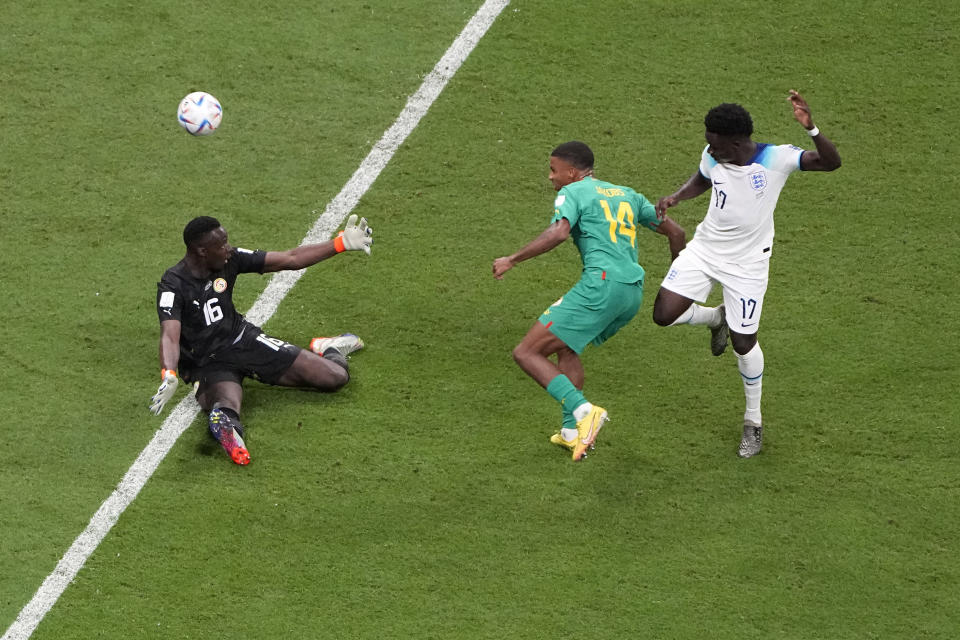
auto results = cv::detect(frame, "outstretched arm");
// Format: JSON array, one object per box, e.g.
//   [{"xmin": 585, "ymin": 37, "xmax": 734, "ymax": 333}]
[
  {"xmin": 263, "ymin": 240, "xmax": 338, "ymax": 272},
  {"xmin": 492, "ymin": 219, "xmax": 571, "ymax": 280},
  {"xmin": 262, "ymin": 214, "xmax": 373, "ymax": 272},
  {"xmin": 655, "ymin": 215, "xmax": 686, "ymax": 261},
  {"xmin": 789, "ymin": 90, "xmax": 842, "ymax": 172},
  {"xmin": 655, "ymin": 171, "xmax": 712, "ymax": 219}
]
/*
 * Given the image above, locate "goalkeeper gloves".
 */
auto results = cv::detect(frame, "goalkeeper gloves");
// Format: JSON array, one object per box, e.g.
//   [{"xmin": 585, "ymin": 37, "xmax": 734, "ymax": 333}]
[
  {"xmin": 334, "ymin": 214, "xmax": 373, "ymax": 255},
  {"xmin": 149, "ymin": 369, "xmax": 179, "ymax": 416}
]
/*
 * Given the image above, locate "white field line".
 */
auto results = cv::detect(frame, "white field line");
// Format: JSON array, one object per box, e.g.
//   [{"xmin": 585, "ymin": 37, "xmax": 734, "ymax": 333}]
[{"xmin": 2, "ymin": 2, "xmax": 510, "ymax": 638}]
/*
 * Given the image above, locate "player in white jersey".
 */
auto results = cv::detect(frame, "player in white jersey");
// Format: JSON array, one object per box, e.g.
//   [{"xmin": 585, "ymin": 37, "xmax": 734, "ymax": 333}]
[{"xmin": 652, "ymin": 91, "xmax": 841, "ymax": 458}]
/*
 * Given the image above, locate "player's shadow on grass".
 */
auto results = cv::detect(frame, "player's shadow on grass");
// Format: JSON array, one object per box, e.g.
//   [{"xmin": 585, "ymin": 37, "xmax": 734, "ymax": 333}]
[{"xmin": 196, "ymin": 436, "xmax": 221, "ymax": 458}]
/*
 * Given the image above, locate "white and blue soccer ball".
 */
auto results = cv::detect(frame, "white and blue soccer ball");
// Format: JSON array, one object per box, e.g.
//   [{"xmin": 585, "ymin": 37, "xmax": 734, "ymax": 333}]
[{"xmin": 177, "ymin": 91, "xmax": 222, "ymax": 136}]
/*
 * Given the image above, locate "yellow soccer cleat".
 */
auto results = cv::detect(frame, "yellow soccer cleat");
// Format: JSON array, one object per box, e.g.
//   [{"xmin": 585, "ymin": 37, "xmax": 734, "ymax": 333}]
[
  {"xmin": 550, "ymin": 432, "xmax": 595, "ymax": 454},
  {"xmin": 550, "ymin": 432, "xmax": 576, "ymax": 451},
  {"xmin": 572, "ymin": 405, "xmax": 608, "ymax": 462}
]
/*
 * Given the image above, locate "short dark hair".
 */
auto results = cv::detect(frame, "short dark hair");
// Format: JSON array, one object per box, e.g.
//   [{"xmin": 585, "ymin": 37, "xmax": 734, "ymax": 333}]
[
  {"xmin": 183, "ymin": 216, "xmax": 221, "ymax": 248},
  {"xmin": 551, "ymin": 141, "xmax": 594, "ymax": 170},
  {"xmin": 704, "ymin": 103, "xmax": 753, "ymax": 137}
]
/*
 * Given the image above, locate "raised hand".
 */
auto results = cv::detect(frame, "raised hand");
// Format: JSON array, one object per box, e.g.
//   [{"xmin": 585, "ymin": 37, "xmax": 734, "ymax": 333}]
[{"xmin": 788, "ymin": 90, "xmax": 815, "ymax": 130}]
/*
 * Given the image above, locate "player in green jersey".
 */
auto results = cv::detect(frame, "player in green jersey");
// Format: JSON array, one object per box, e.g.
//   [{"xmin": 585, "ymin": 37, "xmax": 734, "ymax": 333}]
[{"xmin": 493, "ymin": 141, "xmax": 686, "ymax": 461}]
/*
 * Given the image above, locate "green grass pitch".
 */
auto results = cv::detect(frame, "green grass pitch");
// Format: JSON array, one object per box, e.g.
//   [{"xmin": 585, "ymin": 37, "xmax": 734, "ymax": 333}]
[{"xmin": 2, "ymin": 1, "xmax": 959, "ymax": 638}]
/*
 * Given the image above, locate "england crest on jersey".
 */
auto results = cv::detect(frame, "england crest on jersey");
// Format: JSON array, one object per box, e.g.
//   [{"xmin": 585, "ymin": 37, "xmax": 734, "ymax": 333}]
[{"xmin": 749, "ymin": 170, "xmax": 767, "ymax": 191}]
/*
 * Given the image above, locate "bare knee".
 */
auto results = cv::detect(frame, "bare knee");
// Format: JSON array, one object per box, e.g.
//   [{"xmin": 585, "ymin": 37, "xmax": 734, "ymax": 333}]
[
  {"xmin": 731, "ymin": 331, "xmax": 758, "ymax": 355},
  {"xmin": 305, "ymin": 358, "xmax": 349, "ymax": 391},
  {"xmin": 652, "ymin": 299, "xmax": 682, "ymax": 327},
  {"xmin": 325, "ymin": 365, "xmax": 350, "ymax": 390},
  {"xmin": 652, "ymin": 305, "xmax": 674, "ymax": 327},
  {"xmin": 278, "ymin": 351, "xmax": 350, "ymax": 391},
  {"xmin": 196, "ymin": 381, "xmax": 243, "ymax": 413},
  {"xmin": 652, "ymin": 289, "xmax": 690, "ymax": 327}
]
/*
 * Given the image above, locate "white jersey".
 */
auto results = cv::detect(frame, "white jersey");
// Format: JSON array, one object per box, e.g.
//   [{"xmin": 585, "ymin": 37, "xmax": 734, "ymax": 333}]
[{"xmin": 687, "ymin": 143, "xmax": 804, "ymax": 264}]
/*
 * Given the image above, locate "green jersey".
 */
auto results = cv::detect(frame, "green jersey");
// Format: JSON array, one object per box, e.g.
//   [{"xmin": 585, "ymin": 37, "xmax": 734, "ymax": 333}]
[{"xmin": 552, "ymin": 176, "xmax": 660, "ymax": 284}]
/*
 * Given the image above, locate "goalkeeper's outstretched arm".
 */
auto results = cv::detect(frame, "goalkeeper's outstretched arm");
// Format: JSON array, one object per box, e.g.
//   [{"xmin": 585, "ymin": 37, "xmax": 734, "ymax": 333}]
[{"xmin": 262, "ymin": 214, "xmax": 373, "ymax": 272}]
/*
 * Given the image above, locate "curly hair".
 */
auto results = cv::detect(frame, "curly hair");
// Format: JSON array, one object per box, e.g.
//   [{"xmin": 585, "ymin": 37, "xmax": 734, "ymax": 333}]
[
  {"xmin": 550, "ymin": 141, "xmax": 594, "ymax": 170},
  {"xmin": 183, "ymin": 216, "xmax": 221, "ymax": 248},
  {"xmin": 704, "ymin": 103, "xmax": 753, "ymax": 137}
]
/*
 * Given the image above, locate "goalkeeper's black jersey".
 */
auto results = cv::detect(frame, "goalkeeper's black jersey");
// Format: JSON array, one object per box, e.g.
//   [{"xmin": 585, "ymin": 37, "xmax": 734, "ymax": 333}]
[{"xmin": 156, "ymin": 248, "xmax": 266, "ymax": 368}]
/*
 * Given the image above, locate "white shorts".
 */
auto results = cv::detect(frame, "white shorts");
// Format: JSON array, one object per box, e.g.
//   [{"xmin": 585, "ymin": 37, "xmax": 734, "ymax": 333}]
[{"xmin": 660, "ymin": 246, "xmax": 769, "ymax": 335}]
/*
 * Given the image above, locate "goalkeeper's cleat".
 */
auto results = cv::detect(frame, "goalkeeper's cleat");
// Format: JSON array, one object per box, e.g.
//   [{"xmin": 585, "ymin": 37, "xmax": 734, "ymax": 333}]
[
  {"xmin": 710, "ymin": 304, "xmax": 729, "ymax": 356},
  {"xmin": 309, "ymin": 333, "xmax": 365, "ymax": 357},
  {"xmin": 209, "ymin": 409, "xmax": 251, "ymax": 466},
  {"xmin": 738, "ymin": 420, "xmax": 763, "ymax": 458},
  {"xmin": 550, "ymin": 432, "xmax": 594, "ymax": 454},
  {"xmin": 572, "ymin": 405, "xmax": 608, "ymax": 462},
  {"xmin": 226, "ymin": 430, "xmax": 251, "ymax": 466}
]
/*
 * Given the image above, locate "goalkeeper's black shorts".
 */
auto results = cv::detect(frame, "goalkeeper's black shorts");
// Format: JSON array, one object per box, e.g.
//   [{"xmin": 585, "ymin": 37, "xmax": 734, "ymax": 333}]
[{"xmin": 181, "ymin": 326, "xmax": 300, "ymax": 387}]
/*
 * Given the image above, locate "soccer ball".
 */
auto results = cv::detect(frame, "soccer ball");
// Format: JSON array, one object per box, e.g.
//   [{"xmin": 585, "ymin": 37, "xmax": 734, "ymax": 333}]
[{"xmin": 177, "ymin": 91, "xmax": 222, "ymax": 136}]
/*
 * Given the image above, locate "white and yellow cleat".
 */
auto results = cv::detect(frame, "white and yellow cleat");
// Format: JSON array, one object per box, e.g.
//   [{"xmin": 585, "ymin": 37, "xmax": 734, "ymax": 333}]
[
  {"xmin": 550, "ymin": 432, "xmax": 576, "ymax": 451},
  {"xmin": 551, "ymin": 432, "xmax": 594, "ymax": 456},
  {"xmin": 572, "ymin": 405, "xmax": 608, "ymax": 462}
]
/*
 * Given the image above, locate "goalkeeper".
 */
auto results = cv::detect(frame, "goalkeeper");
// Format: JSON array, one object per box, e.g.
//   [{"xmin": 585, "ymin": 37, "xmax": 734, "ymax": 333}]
[{"xmin": 149, "ymin": 214, "xmax": 373, "ymax": 465}]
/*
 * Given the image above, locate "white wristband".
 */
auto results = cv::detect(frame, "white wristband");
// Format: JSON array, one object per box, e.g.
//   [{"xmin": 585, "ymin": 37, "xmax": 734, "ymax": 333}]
[{"xmin": 807, "ymin": 126, "xmax": 820, "ymax": 137}]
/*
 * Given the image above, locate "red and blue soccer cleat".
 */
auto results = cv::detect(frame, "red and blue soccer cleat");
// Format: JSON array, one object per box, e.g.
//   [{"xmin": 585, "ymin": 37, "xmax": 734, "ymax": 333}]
[{"xmin": 208, "ymin": 408, "xmax": 250, "ymax": 465}]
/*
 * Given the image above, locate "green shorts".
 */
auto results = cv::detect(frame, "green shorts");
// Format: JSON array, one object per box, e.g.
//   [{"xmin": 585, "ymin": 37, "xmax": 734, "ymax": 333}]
[{"xmin": 539, "ymin": 269, "xmax": 644, "ymax": 354}]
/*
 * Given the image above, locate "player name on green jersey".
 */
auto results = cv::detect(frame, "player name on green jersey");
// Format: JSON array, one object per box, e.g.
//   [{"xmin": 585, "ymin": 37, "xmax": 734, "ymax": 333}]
[{"xmin": 552, "ymin": 176, "xmax": 661, "ymax": 284}]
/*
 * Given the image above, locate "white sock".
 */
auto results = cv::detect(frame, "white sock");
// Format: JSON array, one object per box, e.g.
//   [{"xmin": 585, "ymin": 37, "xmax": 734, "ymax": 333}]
[
  {"xmin": 572, "ymin": 402, "xmax": 593, "ymax": 422},
  {"xmin": 736, "ymin": 342, "xmax": 764, "ymax": 424},
  {"xmin": 561, "ymin": 427, "xmax": 578, "ymax": 441},
  {"xmin": 671, "ymin": 304, "xmax": 721, "ymax": 327}
]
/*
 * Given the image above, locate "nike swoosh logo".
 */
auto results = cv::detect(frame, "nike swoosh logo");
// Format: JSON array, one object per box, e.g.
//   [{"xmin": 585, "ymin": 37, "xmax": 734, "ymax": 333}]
[
  {"xmin": 713, "ymin": 181, "xmax": 725, "ymax": 185},
  {"xmin": 580, "ymin": 411, "xmax": 607, "ymax": 444},
  {"xmin": 740, "ymin": 322, "xmax": 757, "ymax": 327}
]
